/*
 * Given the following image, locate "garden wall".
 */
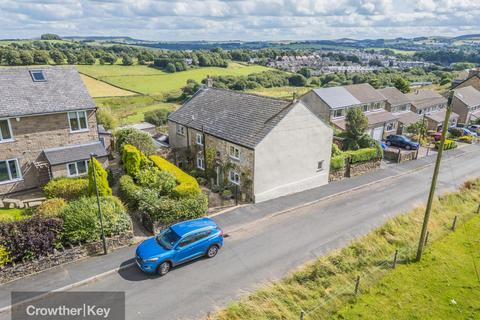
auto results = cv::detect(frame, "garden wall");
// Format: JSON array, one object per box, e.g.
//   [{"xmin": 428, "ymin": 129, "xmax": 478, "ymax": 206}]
[
  {"xmin": 0, "ymin": 232, "xmax": 134, "ymax": 284},
  {"xmin": 329, "ymin": 159, "xmax": 381, "ymax": 182},
  {"xmin": 383, "ymin": 149, "xmax": 417, "ymax": 163}
]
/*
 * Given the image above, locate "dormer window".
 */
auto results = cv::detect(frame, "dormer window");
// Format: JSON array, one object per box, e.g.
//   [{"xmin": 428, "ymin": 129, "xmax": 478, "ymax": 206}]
[{"xmin": 30, "ymin": 70, "xmax": 46, "ymax": 82}]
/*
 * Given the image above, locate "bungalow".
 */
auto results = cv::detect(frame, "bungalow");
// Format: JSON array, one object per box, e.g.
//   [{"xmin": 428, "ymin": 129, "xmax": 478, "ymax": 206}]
[
  {"xmin": 452, "ymin": 86, "xmax": 480, "ymax": 124},
  {"xmin": 168, "ymin": 85, "xmax": 333, "ymax": 203},
  {"xmin": 300, "ymin": 83, "xmax": 398, "ymax": 140},
  {"xmin": 405, "ymin": 89, "xmax": 458, "ymax": 130},
  {"xmin": 0, "ymin": 66, "xmax": 107, "ymax": 195},
  {"xmin": 378, "ymin": 87, "xmax": 422, "ymax": 134}
]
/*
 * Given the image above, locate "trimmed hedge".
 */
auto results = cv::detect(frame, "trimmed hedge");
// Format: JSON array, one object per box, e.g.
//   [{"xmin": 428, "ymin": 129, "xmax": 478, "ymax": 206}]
[
  {"xmin": 330, "ymin": 155, "xmax": 346, "ymax": 171},
  {"xmin": 43, "ymin": 177, "xmax": 88, "ymax": 200},
  {"xmin": 88, "ymin": 157, "xmax": 112, "ymax": 196},
  {"xmin": 61, "ymin": 196, "xmax": 132, "ymax": 244},
  {"xmin": 435, "ymin": 139, "xmax": 457, "ymax": 150},
  {"xmin": 119, "ymin": 175, "xmax": 142, "ymax": 208},
  {"xmin": 122, "ymin": 144, "xmax": 143, "ymax": 177},
  {"xmin": 35, "ymin": 198, "xmax": 67, "ymax": 218},
  {"xmin": 0, "ymin": 217, "xmax": 63, "ymax": 263},
  {"xmin": 345, "ymin": 148, "xmax": 379, "ymax": 163},
  {"xmin": 150, "ymin": 155, "xmax": 201, "ymax": 198}
]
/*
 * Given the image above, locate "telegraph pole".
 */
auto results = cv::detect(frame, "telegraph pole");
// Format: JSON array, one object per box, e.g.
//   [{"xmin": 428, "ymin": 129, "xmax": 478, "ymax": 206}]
[
  {"xmin": 90, "ymin": 153, "xmax": 107, "ymax": 255},
  {"xmin": 416, "ymin": 91, "xmax": 454, "ymax": 261}
]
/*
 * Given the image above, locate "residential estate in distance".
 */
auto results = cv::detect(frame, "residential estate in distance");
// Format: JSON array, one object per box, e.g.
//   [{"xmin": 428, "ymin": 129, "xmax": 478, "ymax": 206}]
[
  {"xmin": 168, "ymin": 85, "xmax": 333, "ymax": 203},
  {"xmin": 0, "ymin": 66, "xmax": 108, "ymax": 195}
]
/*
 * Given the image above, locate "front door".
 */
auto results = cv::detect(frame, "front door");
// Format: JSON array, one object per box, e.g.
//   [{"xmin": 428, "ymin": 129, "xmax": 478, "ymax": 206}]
[{"xmin": 372, "ymin": 126, "xmax": 384, "ymax": 141}]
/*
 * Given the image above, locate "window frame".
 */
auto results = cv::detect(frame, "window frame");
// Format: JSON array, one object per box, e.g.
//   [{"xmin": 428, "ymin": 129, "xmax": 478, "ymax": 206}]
[
  {"xmin": 0, "ymin": 118, "xmax": 14, "ymax": 143},
  {"xmin": 0, "ymin": 158, "xmax": 22, "ymax": 185},
  {"xmin": 176, "ymin": 124, "xmax": 185, "ymax": 136},
  {"xmin": 386, "ymin": 121, "xmax": 396, "ymax": 131},
  {"xmin": 317, "ymin": 160, "xmax": 324, "ymax": 172},
  {"xmin": 196, "ymin": 133, "xmax": 204, "ymax": 146},
  {"xmin": 333, "ymin": 108, "xmax": 345, "ymax": 118},
  {"xmin": 196, "ymin": 155, "xmax": 205, "ymax": 171},
  {"xmin": 68, "ymin": 111, "xmax": 89, "ymax": 133},
  {"xmin": 228, "ymin": 170, "xmax": 240, "ymax": 185},
  {"xmin": 66, "ymin": 160, "xmax": 89, "ymax": 177},
  {"xmin": 229, "ymin": 145, "xmax": 240, "ymax": 160},
  {"xmin": 30, "ymin": 70, "xmax": 46, "ymax": 82}
]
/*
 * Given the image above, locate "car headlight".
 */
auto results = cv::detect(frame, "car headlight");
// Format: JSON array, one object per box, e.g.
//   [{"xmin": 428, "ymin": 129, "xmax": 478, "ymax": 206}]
[{"xmin": 143, "ymin": 257, "xmax": 159, "ymax": 263}]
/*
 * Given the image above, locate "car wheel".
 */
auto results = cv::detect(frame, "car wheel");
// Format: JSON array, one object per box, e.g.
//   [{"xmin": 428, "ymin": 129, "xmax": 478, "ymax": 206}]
[
  {"xmin": 405, "ymin": 145, "xmax": 411, "ymax": 150},
  {"xmin": 386, "ymin": 141, "xmax": 391, "ymax": 146},
  {"xmin": 157, "ymin": 261, "xmax": 171, "ymax": 276},
  {"xmin": 206, "ymin": 245, "xmax": 219, "ymax": 258}
]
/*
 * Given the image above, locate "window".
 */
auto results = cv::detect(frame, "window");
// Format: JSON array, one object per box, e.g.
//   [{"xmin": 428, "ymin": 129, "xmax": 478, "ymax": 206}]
[
  {"xmin": 333, "ymin": 108, "xmax": 344, "ymax": 118},
  {"xmin": 229, "ymin": 145, "xmax": 240, "ymax": 160},
  {"xmin": 68, "ymin": 111, "xmax": 88, "ymax": 132},
  {"xmin": 362, "ymin": 105, "xmax": 369, "ymax": 112},
  {"xmin": 196, "ymin": 133, "xmax": 204, "ymax": 145},
  {"xmin": 178, "ymin": 235, "xmax": 197, "ymax": 248},
  {"xmin": 0, "ymin": 159, "xmax": 22, "ymax": 184},
  {"xmin": 229, "ymin": 170, "xmax": 240, "ymax": 185},
  {"xmin": 372, "ymin": 103, "xmax": 381, "ymax": 110},
  {"xmin": 386, "ymin": 122, "xmax": 396, "ymax": 131},
  {"xmin": 317, "ymin": 160, "xmax": 324, "ymax": 171},
  {"xmin": 30, "ymin": 70, "xmax": 46, "ymax": 82},
  {"xmin": 196, "ymin": 155, "xmax": 205, "ymax": 170},
  {"xmin": 67, "ymin": 160, "xmax": 88, "ymax": 177},
  {"xmin": 0, "ymin": 119, "xmax": 13, "ymax": 142},
  {"xmin": 176, "ymin": 124, "xmax": 185, "ymax": 136}
]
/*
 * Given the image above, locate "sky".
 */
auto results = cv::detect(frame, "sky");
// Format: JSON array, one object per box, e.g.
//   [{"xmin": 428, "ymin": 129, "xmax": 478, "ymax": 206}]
[{"xmin": 0, "ymin": 0, "xmax": 480, "ymax": 41}]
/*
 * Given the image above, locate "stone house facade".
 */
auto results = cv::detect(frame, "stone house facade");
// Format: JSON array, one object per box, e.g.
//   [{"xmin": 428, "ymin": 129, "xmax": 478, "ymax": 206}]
[
  {"xmin": 0, "ymin": 66, "xmax": 107, "ymax": 196},
  {"xmin": 168, "ymin": 86, "xmax": 333, "ymax": 203},
  {"xmin": 452, "ymin": 86, "xmax": 480, "ymax": 124}
]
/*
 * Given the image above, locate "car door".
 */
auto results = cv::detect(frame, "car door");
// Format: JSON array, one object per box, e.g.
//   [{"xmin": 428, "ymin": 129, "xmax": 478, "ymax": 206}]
[
  {"xmin": 174, "ymin": 231, "xmax": 212, "ymax": 264},
  {"xmin": 174, "ymin": 234, "xmax": 198, "ymax": 264}
]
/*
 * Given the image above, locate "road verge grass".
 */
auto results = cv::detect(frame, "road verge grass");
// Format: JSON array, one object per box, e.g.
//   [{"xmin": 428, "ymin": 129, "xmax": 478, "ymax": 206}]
[{"xmin": 209, "ymin": 178, "xmax": 480, "ymax": 320}]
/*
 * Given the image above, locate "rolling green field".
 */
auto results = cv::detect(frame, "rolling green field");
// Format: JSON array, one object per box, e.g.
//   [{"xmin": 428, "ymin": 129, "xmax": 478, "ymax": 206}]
[
  {"xmin": 80, "ymin": 74, "xmax": 137, "ymax": 98},
  {"xmin": 338, "ymin": 214, "xmax": 480, "ymax": 319},
  {"xmin": 247, "ymin": 86, "xmax": 311, "ymax": 100},
  {"xmin": 78, "ymin": 62, "xmax": 271, "ymax": 96}
]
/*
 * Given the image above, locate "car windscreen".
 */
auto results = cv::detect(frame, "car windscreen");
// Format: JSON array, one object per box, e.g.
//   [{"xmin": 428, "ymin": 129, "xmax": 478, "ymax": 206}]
[{"xmin": 156, "ymin": 228, "xmax": 181, "ymax": 250}]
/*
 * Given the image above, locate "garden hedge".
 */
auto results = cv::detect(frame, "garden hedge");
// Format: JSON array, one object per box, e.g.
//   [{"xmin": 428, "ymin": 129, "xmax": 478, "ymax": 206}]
[
  {"xmin": 0, "ymin": 217, "xmax": 63, "ymax": 263},
  {"xmin": 88, "ymin": 157, "xmax": 112, "ymax": 196},
  {"xmin": 150, "ymin": 155, "xmax": 201, "ymax": 198},
  {"xmin": 122, "ymin": 144, "xmax": 143, "ymax": 177},
  {"xmin": 119, "ymin": 175, "xmax": 142, "ymax": 208},
  {"xmin": 435, "ymin": 139, "xmax": 457, "ymax": 150},
  {"xmin": 35, "ymin": 198, "xmax": 67, "ymax": 218},
  {"xmin": 330, "ymin": 155, "xmax": 346, "ymax": 171},
  {"xmin": 346, "ymin": 147, "xmax": 379, "ymax": 163},
  {"xmin": 61, "ymin": 196, "xmax": 132, "ymax": 244},
  {"xmin": 43, "ymin": 177, "xmax": 88, "ymax": 200}
]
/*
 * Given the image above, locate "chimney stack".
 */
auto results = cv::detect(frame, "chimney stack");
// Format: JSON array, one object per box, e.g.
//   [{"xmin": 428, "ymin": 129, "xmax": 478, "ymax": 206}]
[{"xmin": 206, "ymin": 76, "xmax": 213, "ymax": 88}]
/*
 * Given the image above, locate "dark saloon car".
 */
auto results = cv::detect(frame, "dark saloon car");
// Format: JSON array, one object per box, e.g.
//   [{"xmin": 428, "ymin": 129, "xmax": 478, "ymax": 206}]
[{"xmin": 385, "ymin": 135, "xmax": 420, "ymax": 150}]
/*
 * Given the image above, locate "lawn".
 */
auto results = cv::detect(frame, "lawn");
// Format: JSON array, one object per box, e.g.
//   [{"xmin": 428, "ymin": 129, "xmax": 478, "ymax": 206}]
[
  {"xmin": 209, "ymin": 178, "xmax": 480, "ymax": 320},
  {"xmin": 337, "ymin": 214, "xmax": 480, "ymax": 320},
  {"xmin": 79, "ymin": 62, "xmax": 272, "ymax": 96},
  {"xmin": 80, "ymin": 74, "xmax": 137, "ymax": 98},
  {"xmin": 0, "ymin": 208, "xmax": 28, "ymax": 222},
  {"xmin": 247, "ymin": 86, "xmax": 311, "ymax": 100}
]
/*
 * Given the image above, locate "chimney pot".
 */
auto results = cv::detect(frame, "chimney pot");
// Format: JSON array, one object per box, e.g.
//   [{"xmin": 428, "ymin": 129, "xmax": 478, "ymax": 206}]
[{"xmin": 206, "ymin": 77, "xmax": 213, "ymax": 88}]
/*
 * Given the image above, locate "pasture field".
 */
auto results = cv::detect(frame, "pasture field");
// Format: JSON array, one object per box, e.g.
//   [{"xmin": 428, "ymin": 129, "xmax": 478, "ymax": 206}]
[{"xmin": 80, "ymin": 74, "xmax": 137, "ymax": 98}]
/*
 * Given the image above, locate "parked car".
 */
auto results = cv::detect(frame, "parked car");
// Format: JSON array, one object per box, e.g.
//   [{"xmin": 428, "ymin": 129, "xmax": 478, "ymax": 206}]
[
  {"xmin": 467, "ymin": 125, "xmax": 480, "ymax": 134},
  {"xmin": 385, "ymin": 135, "xmax": 420, "ymax": 150},
  {"xmin": 135, "ymin": 217, "xmax": 224, "ymax": 275},
  {"xmin": 450, "ymin": 126, "xmax": 478, "ymax": 137}
]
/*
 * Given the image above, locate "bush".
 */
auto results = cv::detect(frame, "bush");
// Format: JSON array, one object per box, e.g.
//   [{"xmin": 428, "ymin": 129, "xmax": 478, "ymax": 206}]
[
  {"xmin": 346, "ymin": 148, "xmax": 379, "ymax": 163},
  {"xmin": 43, "ymin": 177, "xmax": 88, "ymax": 200},
  {"xmin": 115, "ymin": 128, "xmax": 156, "ymax": 156},
  {"xmin": 330, "ymin": 155, "xmax": 346, "ymax": 171},
  {"xmin": 435, "ymin": 139, "xmax": 457, "ymax": 150},
  {"xmin": 449, "ymin": 128, "xmax": 463, "ymax": 138},
  {"xmin": 221, "ymin": 189, "xmax": 232, "ymax": 199},
  {"xmin": 150, "ymin": 155, "xmax": 201, "ymax": 198},
  {"xmin": 458, "ymin": 135, "xmax": 474, "ymax": 143},
  {"xmin": 0, "ymin": 217, "xmax": 63, "ymax": 263},
  {"xmin": 88, "ymin": 158, "xmax": 112, "ymax": 197},
  {"xmin": 0, "ymin": 245, "xmax": 11, "ymax": 267},
  {"xmin": 35, "ymin": 198, "xmax": 67, "ymax": 217},
  {"xmin": 137, "ymin": 168, "xmax": 177, "ymax": 195},
  {"xmin": 61, "ymin": 196, "xmax": 132, "ymax": 244},
  {"xmin": 119, "ymin": 175, "xmax": 142, "ymax": 208},
  {"xmin": 138, "ymin": 191, "xmax": 208, "ymax": 227},
  {"xmin": 122, "ymin": 144, "xmax": 151, "ymax": 177},
  {"xmin": 144, "ymin": 109, "xmax": 170, "ymax": 126}
]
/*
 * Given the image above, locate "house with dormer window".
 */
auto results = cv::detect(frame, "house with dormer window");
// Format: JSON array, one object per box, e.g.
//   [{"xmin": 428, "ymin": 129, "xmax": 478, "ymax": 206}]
[{"xmin": 0, "ymin": 66, "xmax": 108, "ymax": 195}]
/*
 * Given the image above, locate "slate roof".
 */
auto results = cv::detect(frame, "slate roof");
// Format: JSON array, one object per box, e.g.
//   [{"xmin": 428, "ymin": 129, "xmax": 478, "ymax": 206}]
[
  {"xmin": 312, "ymin": 86, "xmax": 360, "ymax": 109},
  {"xmin": 405, "ymin": 90, "xmax": 447, "ymax": 110},
  {"xmin": 332, "ymin": 110, "xmax": 398, "ymax": 130},
  {"xmin": 344, "ymin": 83, "xmax": 386, "ymax": 104},
  {"xmin": 378, "ymin": 87, "xmax": 411, "ymax": 106},
  {"xmin": 168, "ymin": 87, "xmax": 293, "ymax": 149},
  {"xmin": 454, "ymin": 86, "xmax": 480, "ymax": 107},
  {"xmin": 425, "ymin": 110, "xmax": 459, "ymax": 123},
  {"xmin": 394, "ymin": 111, "xmax": 423, "ymax": 126},
  {"xmin": 0, "ymin": 66, "xmax": 96, "ymax": 118},
  {"xmin": 43, "ymin": 141, "xmax": 108, "ymax": 165}
]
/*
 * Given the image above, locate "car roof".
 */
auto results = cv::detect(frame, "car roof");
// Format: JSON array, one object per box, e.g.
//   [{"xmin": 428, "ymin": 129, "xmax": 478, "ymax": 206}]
[{"xmin": 170, "ymin": 217, "xmax": 217, "ymax": 237}]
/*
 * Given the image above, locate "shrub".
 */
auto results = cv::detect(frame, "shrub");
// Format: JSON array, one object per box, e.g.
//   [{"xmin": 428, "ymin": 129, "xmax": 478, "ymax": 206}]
[
  {"xmin": 144, "ymin": 109, "xmax": 170, "ymax": 126},
  {"xmin": 43, "ymin": 177, "xmax": 88, "ymax": 200},
  {"xmin": 115, "ymin": 128, "xmax": 156, "ymax": 156},
  {"xmin": 138, "ymin": 191, "xmax": 208, "ymax": 227},
  {"xmin": 150, "ymin": 155, "xmax": 201, "ymax": 198},
  {"xmin": 119, "ymin": 175, "xmax": 142, "ymax": 208},
  {"xmin": 221, "ymin": 189, "xmax": 232, "ymax": 199},
  {"xmin": 0, "ymin": 217, "xmax": 63, "ymax": 263},
  {"xmin": 88, "ymin": 158, "xmax": 112, "ymax": 197},
  {"xmin": 449, "ymin": 127, "xmax": 463, "ymax": 138},
  {"xmin": 458, "ymin": 135, "xmax": 474, "ymax": 143},
  {"xmin": 136, "ymin": 168, "xmax": 177, "ymax": 196},
  {"xmin": 61, "ymin": 196, "xmax": 132, "ymax": 244},
  {"xmin": 346, "ymin": 148, "xmax": 379, "ymax": 163},
  {"xmin": 35, "ymin": 198, "xmax": 67, "ymax": 217},
  {"xmin": 330, "ymin": 155, "xmax": 346, "ymax": 171},
  {"xmin": 435, "ymin": 139, "xmax": 457, "ymax": 150},
  {"xmin": 0, "ymin": 245, "xmax": 11, "ymax": 267},
  {"xmin": 121, "ymin": 144, "xmax": 151, "ymax": 178}
]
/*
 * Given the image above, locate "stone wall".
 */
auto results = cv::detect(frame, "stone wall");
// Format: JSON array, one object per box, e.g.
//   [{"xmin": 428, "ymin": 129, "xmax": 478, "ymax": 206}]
[
  {"xmin": 329, "ymin": 158, "xmax": 381, "ymax": 181},
  {"xmin": 0, "ymin": 111, "xmax": 99, "ymax": 195},
  {"xmin": 383, "ymin": 149, "xmax": 417, "ymax": 163},
  {"xmin": 0, "ymin": 232, "xmax": 134, "ymax": 284}
]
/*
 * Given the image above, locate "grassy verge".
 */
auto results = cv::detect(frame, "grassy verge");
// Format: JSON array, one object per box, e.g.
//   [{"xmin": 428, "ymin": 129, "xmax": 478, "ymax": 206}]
[
  {"xmin": 209, "ymin": 178, "xmax": 480, "ymax": 320},
  {"xmin": 0, "ymin": 208, "xmax": 28, "ymax": 222},
  {"xmin": 337, "ymin": 214, "xmax": 480, "ymax": 319}
]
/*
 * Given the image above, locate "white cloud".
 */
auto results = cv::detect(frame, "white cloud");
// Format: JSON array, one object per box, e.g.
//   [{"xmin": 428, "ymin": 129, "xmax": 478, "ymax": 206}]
[{"xmin": 0, "ymin": 0, "xmax": 478, "ymax": 40}]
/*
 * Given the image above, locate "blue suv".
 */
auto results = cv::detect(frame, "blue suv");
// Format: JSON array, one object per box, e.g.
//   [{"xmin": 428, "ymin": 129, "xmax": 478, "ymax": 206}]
[{"xmin": 135, "ymin": 217, "xmax": 224, "ymax": 275}]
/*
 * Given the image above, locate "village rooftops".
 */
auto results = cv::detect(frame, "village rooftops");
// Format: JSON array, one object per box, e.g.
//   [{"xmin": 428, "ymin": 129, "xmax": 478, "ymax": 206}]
[
  {"xmin": 332, "ymin": 109, "xmax": 398, "ymax": 130},
  {"xmin": 343, "ymin": 83, "xmax": 386, "ymax": 104},
  {"xmin": 0, "ymin": 66, "xmax": 96, "ymax": 118},
  {"xmin": 405, "ymin": 89, "xmax": 447, "ymax": 110},
  {"xmin": 454, "ymin": 86, "xmax": 480, "ymax": 107},
  {"xmin": 168, "ymin": 87, "xmax": 294, "ymax": 149},
  {"xmin": 312, "ymin": 83, "xmax": 385, "ymax": 109},
  {"xmin": 378, "ymin": 87, "xmax": 411, "ymax": 106}
]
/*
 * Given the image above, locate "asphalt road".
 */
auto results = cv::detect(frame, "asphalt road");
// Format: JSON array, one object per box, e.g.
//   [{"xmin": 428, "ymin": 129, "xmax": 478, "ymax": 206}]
[{"xmin": 4, "ymin": 147, "xmax": 480, "ymax": 320}]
